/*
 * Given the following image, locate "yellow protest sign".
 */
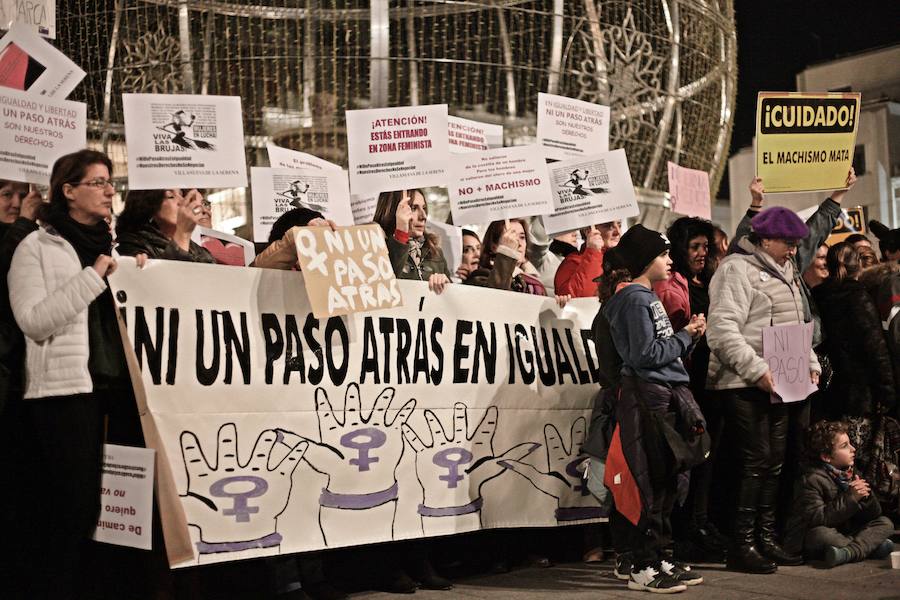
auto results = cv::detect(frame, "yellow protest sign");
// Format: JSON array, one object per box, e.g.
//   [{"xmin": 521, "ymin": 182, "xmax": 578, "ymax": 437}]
[
  {"xmin": 293, "ymin": 224, "xmax": 403, "ymax": 318},
  {"xmin": 826, "ymin": 206, "xmax": 867, "ymax": 245},
  {"xmin": 756, "ymin": 92, "xmax": 860, "ymax": 193}
]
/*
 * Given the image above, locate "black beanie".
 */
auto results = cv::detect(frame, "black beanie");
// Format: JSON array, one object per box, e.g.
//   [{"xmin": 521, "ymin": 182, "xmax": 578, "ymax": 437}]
[{"xmin": 616, "ymin": 224, "xmax": 670, "ymax": 278}]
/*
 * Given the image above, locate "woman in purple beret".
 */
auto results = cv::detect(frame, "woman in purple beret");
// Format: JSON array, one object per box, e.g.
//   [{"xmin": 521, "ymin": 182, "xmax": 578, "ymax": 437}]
[{"xmin": 705, "ymin": 206, "xmax": 821, "ymax": 574}]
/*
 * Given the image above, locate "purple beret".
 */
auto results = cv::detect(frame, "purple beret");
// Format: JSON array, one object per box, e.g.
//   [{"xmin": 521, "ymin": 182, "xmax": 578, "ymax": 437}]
[{"xmin": 750, "ymin": 207, "xmax": 809, "ymax": 240}]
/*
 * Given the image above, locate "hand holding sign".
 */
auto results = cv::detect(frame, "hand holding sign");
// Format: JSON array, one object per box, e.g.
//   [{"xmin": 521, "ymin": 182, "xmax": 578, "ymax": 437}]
[
  {"xmin": 499, "ymin": 418, "xmax": 606, "ymax": 522},
  {"xmin": 179, "ymin": 423, "xmax": 308, "ymax": 556},
  {"xmin": 762, "ymin": 322, "xmax": 818, "ymax": 402}
]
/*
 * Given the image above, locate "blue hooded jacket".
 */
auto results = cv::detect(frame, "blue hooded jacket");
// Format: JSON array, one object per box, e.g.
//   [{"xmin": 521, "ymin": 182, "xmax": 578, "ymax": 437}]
[{"xmin": 601, "ymin": 283, "xmax": 692, "ymax": 386}]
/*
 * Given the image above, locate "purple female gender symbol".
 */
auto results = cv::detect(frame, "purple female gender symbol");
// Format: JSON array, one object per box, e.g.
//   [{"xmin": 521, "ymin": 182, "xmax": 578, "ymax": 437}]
[
  {"xmin": 566, "ymin": 457, "xmax": 588, "ymax": 494},
  {"xmin": 209, "ymin": 476, "xmax": 269, "ymax": 522},
  {"xmin": 433, "ymin": 447, "xmax": 473, "ymax": 488},
  {"xmin": 340, "ymin": 428, "xmax": 387, "ymax": 472}
]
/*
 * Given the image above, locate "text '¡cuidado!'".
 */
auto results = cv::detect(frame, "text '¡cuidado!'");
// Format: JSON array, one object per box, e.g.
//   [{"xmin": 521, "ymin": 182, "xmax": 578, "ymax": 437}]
[{"xmin": 759, "ymin": 97, "xmax": 858, "ymax": 135}]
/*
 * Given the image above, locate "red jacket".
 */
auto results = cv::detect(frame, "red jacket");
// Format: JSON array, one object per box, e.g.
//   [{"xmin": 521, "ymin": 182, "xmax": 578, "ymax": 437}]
[
  {"xmin": 554, "ymin": 246, "xmax": 605, "ymax": 298},
  {"xmin": 653, "ymin": 271, "xmax": 690, "ymax": 330}
]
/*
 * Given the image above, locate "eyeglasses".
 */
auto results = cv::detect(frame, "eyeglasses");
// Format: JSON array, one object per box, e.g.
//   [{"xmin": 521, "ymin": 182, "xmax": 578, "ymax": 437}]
[
  {"xmin": 201, "ymin": 200, "xmax": 212, "ymax": 209},
  {"xmin": 71, "ymin": 178, "xmax": 114, "ymax": 190}
]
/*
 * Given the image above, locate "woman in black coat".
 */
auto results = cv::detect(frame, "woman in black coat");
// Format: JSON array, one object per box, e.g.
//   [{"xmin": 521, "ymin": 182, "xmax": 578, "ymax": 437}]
[{"xmin": 813, "ymin": 241, "xmax": 896, "ymax": 420}]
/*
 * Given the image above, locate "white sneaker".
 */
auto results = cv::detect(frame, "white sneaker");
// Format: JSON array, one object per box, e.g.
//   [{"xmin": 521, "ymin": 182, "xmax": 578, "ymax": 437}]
[
  {"xmin": 627, "ymin": 565, "xmax": 687, "ymax": 594},
  {"xmin": 660, "ymin": 559, "xmax": 703, "ymax": 585}
]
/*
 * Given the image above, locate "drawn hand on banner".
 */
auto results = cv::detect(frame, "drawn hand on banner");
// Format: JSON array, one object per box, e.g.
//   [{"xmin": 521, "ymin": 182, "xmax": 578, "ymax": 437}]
[
  {"xmin": 401, "ymin": 403, "xmax": 540, "ymax": 526},
  {"xmin": 278, "ymin": 383, "xmax": 416, "ymax": 499},
  {"xmin": 179, "ymin": 423, "xmax": 308, "ymax": 555},
  {"xmin": 499, "ymin": 417, "xmax": 606, "ymax": 522}
]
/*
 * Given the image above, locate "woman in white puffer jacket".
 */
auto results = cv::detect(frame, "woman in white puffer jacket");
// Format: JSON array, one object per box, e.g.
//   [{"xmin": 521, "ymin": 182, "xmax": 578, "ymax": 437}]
[{"xmin": 7, "ymin": 149, "xmax": 127, "ymax": 598}]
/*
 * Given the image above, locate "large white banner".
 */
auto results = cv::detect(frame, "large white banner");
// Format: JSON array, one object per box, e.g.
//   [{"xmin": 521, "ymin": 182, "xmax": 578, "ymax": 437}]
[
  {"xmin": 123, "ymin": 94, "xmax": 248, "ymax": 190},
  {"xmin": 109, "ymin": 259, "xmax": 605, "ymax": 567},
  {"xmin": 0, "ymin": 86, "xmax": 85, "ymax": 184},
  {"xmin": 345, "ymin": 104, "xmax": 449, "ymax": 195}
]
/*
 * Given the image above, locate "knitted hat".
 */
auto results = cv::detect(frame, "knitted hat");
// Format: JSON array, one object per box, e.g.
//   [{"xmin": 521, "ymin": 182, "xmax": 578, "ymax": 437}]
[
  {"xmin": 750, "ymin": 207, "xmax": 809, "ymax": 240},
  {"xmin": 616, "ymin": 224, "xmax": 670, "ymax": 278},
  {"xmin": 868, "ymin": 220, "xmax": 900, "ymax": 252}
]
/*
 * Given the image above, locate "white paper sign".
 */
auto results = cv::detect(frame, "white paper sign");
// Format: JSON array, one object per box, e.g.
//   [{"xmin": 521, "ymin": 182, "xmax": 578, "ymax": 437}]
[
  {"xmin": 0, "ymin": 23, "xmax": 83, "ymax": 96},
  {"xmin": 191, "ymin": 226, "xmax": 256, "ymax": 267},
  {"xmin": 448, "ymin": 145, "xmax": 553, "ymax": 226},
  {"xmin": 762, "ymin": 322, "xmax": 818, "ymax": 403},
  {"xmin": 541, "ymin": 150, "xmax": 640, "ymax": 235},
  {"xmin": 0, "ymin": 1, "xmax": 55, "ymax": 39},
  {"xmin": 537, "ymin": 93, "xmax": 610, "ymax": 161},
  {"xmin": 123, "ymin": 94, "xmax": 248, "ymax": 190},
  {"xmin": 266, "ymin": 142, "xmax": 342, "ymax": 172},
  {"xmin": 448, "ymin": 116, "xmax": 503, "ymax": 154},
  {"xmin": 351, "ymin": 193, "xmax": 378, "ymax": 225},
  {"xmin": 667, "ymin": 161, "xmax": 712, "ymax": 220},
  {"xmin": 345, "ymin": 104, "xmax": 449, "ymax": 195},
  {"xmin": 0, "ymin": 86, "xmax": 85, "ymax": 184},
  {"xmin": 250, "ymin": 166, "xmax": 353, "ymax": 242},
  {"xmin": 92, "ymin": 444, "xmax": 155, "ymax": 551}
]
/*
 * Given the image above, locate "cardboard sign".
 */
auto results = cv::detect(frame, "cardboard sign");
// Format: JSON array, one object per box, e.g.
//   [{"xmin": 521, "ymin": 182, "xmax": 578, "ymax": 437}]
[
  {"xmin": 537, "ymin": 93, "xmax": 610, "ymax": 161},
  {"xmin": 250, "ymin": 166, "xmax": 353, "ymax": 243},
  {"xmin": 266, "ymin": 142, "xmax": 342, "ymax": 172},
  {"xmin": 756, "ymin": 92, "xmax": 860, "ymax": 193},
  {"xmin": 1, "ymin": 2, "xmax": 55, "ymax": 38},
  {"xmin": 448, "ymin": 115, "xmax": 503, "ymax": 154},
  {"xmin": 541, "ymin": 150, "xmax": 639, "ymax": 235},
  {"xmin": 345, "ymin": 104, "xmax": 449, "ymax": 195},
  {"xmin": 0, "ymin": 86, "xmax": 85, "ymax": 184},
  {"xmin": 762, "ymin": 322, "xmax": 818, "ymax": 403},
  {"xmin": 191, "ymin": 226, "xmax": 256, "ymax": 267},
  {"xmin": 122, "ymin": 93, "xmax": 248, "ymax": 190},
  {"xmin": 293, "ymin": 224, "xmax": 401, "ymax": 317},
  {"xmin": 667, "ymin": 161, "xmax": 711, "ymax": 220},
  {"xmin": 0, "ymin": 23, "xmax": 83, "ymax": 96},
  {"xmin": 92, "ymin": 444, "xmax": 155, "ymax": 551},
  {"xmin": 448, "ymin": 145, "xmax": 553, "ymax": 226},
  {"xmin": 109, "ymin": 259, "xmax": 604, "ymax": 567}
]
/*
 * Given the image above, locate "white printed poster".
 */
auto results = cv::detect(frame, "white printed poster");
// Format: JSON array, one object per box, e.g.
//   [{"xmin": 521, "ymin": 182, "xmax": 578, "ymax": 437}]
[
  {"xmin": 109, "ymin": 259, "xmax": 605, "ymax": 567},
  {"xmin": 448, "ymin": 116, "xmax": 503, "ymax": 154},
  {"xmin": 542, "ymin": 150, "xmax": 640, "ymax": 235},
  {"xmin": 0, "ymin": 1, "xmax": 55, "ymax": 39},
  {"xmin": 0, "ymin": 86, "xmax": 85, "ymax": 184},
  {"xmin": 345, "ymin": 104, "xmax": 449, "ymax": 195},
  {"xmin": 0, "ymin": 24, "xmax": 83, "ymax": 96},
  {"xmin": 92, "ymin": 444, "xmax": 156, "ymax": 551},
  {"xmin": 351, "ymin": 193, "xmax": 378, "ymax": 225},
  {"xmin": 266, "ymin": 142, "xmax": 342, "ymax": 172},
  {"xmin": 447, "ymin": 145, "xmax": 553, "ymax": 226},
  {"xmin": 537, "ymin": 93, "xmax": 610, "ymax": 161},
  {"xmin": 425, "ymin": 219, "xmax": 463, "ymax": 276},
  {"xmin": 122, "ymin": 93, "xmax": 247, "ymax": 190},
  {"xmin": 250, "ymin": 166, "xmax": 353, "ymax": 242}
]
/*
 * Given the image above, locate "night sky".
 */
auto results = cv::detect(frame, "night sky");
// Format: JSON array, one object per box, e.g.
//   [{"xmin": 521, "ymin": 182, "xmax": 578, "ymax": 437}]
[{"xmin": 722, "ymin": 0, "xmax": 900, "ymax": 195}]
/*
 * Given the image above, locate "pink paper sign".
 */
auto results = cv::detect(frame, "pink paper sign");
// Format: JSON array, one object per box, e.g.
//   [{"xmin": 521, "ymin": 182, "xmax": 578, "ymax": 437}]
[
  {"xmin": 762, "ymin": 322, "xmax": 818, "ymax": 403},
  {"xmin": 667, "ymin": 162, "xmax": 711, "ymax": 220}
]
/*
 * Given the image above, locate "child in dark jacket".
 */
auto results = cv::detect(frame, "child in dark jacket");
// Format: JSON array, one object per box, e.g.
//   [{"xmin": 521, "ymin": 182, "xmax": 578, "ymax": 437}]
[
  {"xmin": 783, "ymin": 420, "xmax": 894, "ymax": 567},
  {"xmin": 600, "ymin": 225, "xmax": 708, "ymax": 594}
]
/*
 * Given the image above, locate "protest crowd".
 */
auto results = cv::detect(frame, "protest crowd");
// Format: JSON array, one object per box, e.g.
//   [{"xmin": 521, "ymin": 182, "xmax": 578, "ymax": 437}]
[{"xmin": 0, "ymin": 23, "xmax": 899, "ymax": 600}]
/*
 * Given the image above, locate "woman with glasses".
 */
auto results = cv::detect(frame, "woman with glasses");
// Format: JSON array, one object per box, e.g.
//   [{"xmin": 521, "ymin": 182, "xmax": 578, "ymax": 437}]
[
  {"xmin": 373, "ymin": 189, "xmax": 452, "ymax": 294},
  {"xmin": 7, "ymin": 150, "xmax": 134, "ymax": 597},
  {"xmin": 706, "ymin": 207, "xmax": 820, "ymax": 574},
  {"xmin": 114, "ymin": 187, "xmax": 214, "ymax": 263}
]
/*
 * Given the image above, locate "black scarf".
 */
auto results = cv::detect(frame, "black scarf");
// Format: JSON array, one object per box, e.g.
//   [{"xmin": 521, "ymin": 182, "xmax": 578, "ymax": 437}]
[{"xmin": 46, "ymin": 211, "xmax": 112, "ymax": 267}]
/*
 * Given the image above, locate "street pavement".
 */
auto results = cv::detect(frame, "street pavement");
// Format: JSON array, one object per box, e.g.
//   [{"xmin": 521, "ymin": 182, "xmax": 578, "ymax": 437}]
[{"xmin": 353, "ymin": 558, "xmax": 900, "ymax": 599}]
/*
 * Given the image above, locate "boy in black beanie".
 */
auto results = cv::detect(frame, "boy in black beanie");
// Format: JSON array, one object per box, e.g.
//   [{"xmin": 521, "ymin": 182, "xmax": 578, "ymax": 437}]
[{"xmin": 601, "ymin": 225, "xmax": 709, "ymax": 594}]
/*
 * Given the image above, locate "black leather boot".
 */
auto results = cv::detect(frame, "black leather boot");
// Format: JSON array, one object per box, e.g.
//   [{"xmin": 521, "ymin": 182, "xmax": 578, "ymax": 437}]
[
  {"xmin": 757, "ymin": 473, "xmax": 803, "ymax": 566},
  {"xmin": 726, "ymin": 472, "xmax": 776, "ymax": 574}
]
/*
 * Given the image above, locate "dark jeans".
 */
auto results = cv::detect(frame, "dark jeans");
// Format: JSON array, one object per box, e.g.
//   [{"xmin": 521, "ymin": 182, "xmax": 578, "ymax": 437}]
[
  {"xmin": 803, "ymin": 516, "xmax": 894, "ymax": 559},
  {"xmin": 722, "ymin": 388, "xmax": 789, "ymax": 517}
]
